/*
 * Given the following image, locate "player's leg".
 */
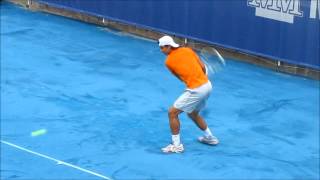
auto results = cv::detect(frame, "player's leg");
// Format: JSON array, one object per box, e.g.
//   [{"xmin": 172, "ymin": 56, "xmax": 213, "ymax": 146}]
[
  {"xmin": 168, "ymin": 107, "xmax": 183, "ymax": 135},
  {"xmin": 188, "ymin": 110, "xmax": 219, "ymax": 145},
  {"xmin": 187, "ymin": 110, "xmax": 207, "ymax": 130},
  {"xmin": 161, "ymin": 107, "xmax": 184, "ymax": 153}
]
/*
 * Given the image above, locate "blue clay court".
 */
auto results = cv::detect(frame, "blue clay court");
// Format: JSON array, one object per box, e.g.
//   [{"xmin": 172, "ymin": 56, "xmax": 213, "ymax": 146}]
[{"xmin": 1, "ymin": 2, "xmax": 319, "ymax": 180}]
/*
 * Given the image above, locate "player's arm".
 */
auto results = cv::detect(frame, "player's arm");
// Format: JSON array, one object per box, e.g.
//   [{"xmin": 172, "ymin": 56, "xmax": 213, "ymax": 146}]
[
  {"xmin": 195, "ymin": 52, "xmax": 207, "ymax": 75},
  {"xmin": 198, "ymin": 58, "xmax": 207, "ymax": 75}
]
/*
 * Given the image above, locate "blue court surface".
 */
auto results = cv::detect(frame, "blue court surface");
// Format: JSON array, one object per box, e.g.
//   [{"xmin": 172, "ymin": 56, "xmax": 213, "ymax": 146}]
[{"xmin": 1, "ymin": 2, "xmax": 319, "ymax": 180}]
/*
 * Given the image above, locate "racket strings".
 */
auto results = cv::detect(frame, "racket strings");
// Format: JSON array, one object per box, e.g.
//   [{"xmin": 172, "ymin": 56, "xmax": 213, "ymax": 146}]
[{"xmin": 199, "ymin": 47, "xmax": 226, "ymax": 75}]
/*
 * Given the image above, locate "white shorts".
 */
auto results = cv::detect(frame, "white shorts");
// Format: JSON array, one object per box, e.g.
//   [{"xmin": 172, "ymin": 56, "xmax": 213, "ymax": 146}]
[{"xmin": 173, "ymin": 81, "xmax": 212, "ymax": 113}]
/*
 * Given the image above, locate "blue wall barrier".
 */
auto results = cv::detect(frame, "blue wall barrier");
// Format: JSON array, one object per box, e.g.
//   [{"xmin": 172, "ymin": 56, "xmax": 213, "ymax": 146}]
[{"xmin": 37, "ymin": 0, "xmax": 320, "ymax": 70}]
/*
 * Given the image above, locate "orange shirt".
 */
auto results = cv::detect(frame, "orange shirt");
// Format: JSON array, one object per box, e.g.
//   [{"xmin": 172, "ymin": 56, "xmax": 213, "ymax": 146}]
[{"xmin": 165, "ymin": 47, "xmax": 208, "ymax": 89}]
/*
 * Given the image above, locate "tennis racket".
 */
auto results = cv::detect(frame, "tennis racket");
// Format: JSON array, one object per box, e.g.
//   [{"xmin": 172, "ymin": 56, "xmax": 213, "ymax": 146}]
[{"xmin": 199, "ymin": 47, "xmax": 226, "ymax": 76}]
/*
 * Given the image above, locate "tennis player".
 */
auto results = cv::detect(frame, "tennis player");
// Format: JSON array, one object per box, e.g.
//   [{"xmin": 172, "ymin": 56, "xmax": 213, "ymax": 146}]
[{"xmin": 159, "ymin": 35, "xmax": 219, "ymax": 153}]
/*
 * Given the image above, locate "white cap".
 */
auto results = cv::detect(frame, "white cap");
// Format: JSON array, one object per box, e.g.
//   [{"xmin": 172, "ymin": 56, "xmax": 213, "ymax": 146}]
[{"xmin": 158, "ymin": 35, "xmax": 179, "ymax": 48}]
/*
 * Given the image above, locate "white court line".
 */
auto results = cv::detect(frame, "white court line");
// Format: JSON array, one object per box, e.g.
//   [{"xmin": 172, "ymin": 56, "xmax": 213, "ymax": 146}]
[{"xmin": 1, "ymin": 140, "xmax": 112, "ymax": 180}]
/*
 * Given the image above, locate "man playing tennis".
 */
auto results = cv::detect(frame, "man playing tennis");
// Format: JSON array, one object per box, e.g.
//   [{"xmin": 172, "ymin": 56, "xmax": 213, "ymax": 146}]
[{"xmin": 159, "ymin": 35, "xmax": 219, "ymax": 153}]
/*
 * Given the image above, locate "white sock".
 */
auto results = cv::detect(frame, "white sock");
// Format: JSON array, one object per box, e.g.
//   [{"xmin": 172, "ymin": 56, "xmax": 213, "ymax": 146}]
[
  {"xmin": 172, "ymin": 134, "xmax": 181, "ymax": 146},
  {"xmin": 203, "ymin": 127, "xmax": 213, "ymax": 137}
]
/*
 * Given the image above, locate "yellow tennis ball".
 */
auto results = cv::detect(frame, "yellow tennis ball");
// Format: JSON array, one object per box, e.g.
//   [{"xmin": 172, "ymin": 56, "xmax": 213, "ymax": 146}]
[{"xmin": 31, "ymin": 129, "xmax": 47, "ymax": 137}]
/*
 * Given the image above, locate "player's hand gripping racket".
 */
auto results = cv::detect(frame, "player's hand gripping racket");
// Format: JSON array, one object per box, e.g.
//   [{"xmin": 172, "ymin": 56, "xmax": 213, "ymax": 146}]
[{"xmin": 199, "ymin": 47, "xmax": 226, "ymax": 76}]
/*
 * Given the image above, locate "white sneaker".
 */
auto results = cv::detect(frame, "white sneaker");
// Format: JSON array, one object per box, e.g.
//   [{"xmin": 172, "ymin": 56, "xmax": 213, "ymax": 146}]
[
  {"xmin": 198, "ymin": 136, "xmax": 219, "ymax": 145},
  {"xmin": 161, "ymin": 144, "xmax": 184, "ymax": 153}
]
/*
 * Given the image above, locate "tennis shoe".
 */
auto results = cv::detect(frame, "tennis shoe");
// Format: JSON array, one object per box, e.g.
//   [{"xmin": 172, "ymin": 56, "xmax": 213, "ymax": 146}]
[
  {"xmin": 198, "ymin": 135, "xmax": 219, "ymax": 145},
  {"xmin": 161, "ymin": 144, "xmax": 184, "ymax": 153}
]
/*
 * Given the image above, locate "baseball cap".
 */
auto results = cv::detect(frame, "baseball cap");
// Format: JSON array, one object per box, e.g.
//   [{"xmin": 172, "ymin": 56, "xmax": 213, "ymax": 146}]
[{"xmin": 158, "ymin": 35, "xmax": 179, "ymax": 48}]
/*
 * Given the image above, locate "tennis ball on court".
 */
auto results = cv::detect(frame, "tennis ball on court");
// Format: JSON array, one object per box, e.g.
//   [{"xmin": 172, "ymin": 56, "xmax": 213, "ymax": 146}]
[{"xmin": 31, "ymin": 129, "xmax": 47, "ymax": 137}]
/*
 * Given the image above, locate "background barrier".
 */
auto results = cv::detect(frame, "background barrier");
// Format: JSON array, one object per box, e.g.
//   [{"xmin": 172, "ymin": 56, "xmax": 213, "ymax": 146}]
[{"xmin": 36, "ymin": 0, "xmax": 319, "ymax": 70}]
